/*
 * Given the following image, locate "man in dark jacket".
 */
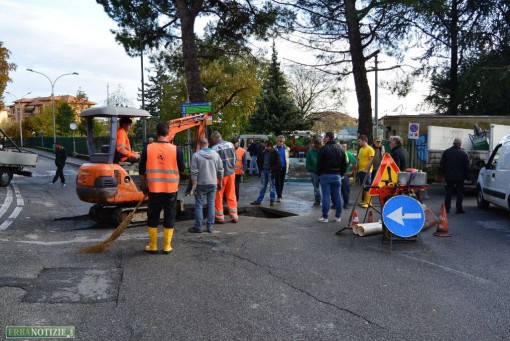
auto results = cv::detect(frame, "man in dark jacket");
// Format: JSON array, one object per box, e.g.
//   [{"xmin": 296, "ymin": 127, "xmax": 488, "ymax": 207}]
[
  {"xmin": 389, "ymin": 135, "xmax": 408, "ymax": 171},
  {"xmin": 317, "ymin": 132, "xmax": 347, "ymax": 223},
  {"xmin": 49, "ymin": 141, "xmax": 67, "ymax": 188},
  {"xmin": 247, "ymin": 139, "xmax": 260, "ymax": 175},
  {"xmin": 439, "ymin": 137, "xmax": 470, "ymax": 214},
  {"xmin": 251, "ymin": 141, "xmax": 281, "ymax": 206}
]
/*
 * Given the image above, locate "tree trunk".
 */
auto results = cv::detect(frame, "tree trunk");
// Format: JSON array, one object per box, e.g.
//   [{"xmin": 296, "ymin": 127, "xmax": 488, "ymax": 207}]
[
  {"xmin": 448, "ymin": 0, "xmax": 459, "ymax": 115},
  {"xmin": 175, "ymin": 0, "xmax": 205, "ymax": 103},
  {"xmin": 344, "ymin": 0, "xmax": 373, "ymax": 140}
]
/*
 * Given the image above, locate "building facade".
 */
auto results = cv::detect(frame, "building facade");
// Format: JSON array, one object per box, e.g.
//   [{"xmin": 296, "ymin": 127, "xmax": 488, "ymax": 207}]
[{"xmin": 6, "ymin": 95, "xmax": 95, "ymax": 123}]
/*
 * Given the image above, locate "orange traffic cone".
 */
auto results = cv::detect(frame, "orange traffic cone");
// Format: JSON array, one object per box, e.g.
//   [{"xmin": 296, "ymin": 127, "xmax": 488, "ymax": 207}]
[
  {"xmin": 367, "ymin": 209, "xmax": 374, "ymax": 223},
  {"xmin": 349, "ymin": 210, "xmax": 360, "ymax": 230},
  {"xmin": 434, "ymin": 203, "xmax": 451, "ymax": 237}
]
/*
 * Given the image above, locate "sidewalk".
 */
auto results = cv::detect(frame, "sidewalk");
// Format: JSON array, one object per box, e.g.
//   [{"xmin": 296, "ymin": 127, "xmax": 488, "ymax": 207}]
[{"xmin": 22, "ymin": 147, "xmax": 87, "ymax": 168}]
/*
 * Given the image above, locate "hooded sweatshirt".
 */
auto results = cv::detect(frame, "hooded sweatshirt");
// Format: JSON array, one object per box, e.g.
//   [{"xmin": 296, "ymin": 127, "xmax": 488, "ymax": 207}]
[{"xmin": 191, "ymin": 148, "xmax": 224, "ymax": 185}]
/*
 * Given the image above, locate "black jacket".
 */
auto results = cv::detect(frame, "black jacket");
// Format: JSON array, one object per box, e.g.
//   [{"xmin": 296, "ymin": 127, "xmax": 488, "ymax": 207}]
[
  {"xmin": 439, "ymin": 146, "xmax": 470, "ymax": 181},
  {"xmin": 247, "ymin": 142, "xmax": 260, "ymax": 157},
  {"xmin": 55, "ymin": 147, "xmax": 67, "ymax": 167},
  {"xmin": 257, "ymin": 147, "xmax": 281, "ymax": 175},
  {"xmin": 390, "ymin": 145, "xmax": 408, "ymax": 171},
  {"xmin": 317, "ymin": 141, "xmax": 347, "ymax": 176}
]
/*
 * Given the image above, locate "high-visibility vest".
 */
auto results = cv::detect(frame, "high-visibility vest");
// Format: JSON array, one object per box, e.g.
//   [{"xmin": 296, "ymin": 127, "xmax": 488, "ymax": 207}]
[
  {"xmin": 235, "ymin": 147, "xmax": 245, "ymax": 175},
  {"xmin": 116, "ymin": 128, "xmax": 135, "ymax": 161},
  {"xmin": 145, "ymin": 142, "xmax": 180, "ymax": 193}
]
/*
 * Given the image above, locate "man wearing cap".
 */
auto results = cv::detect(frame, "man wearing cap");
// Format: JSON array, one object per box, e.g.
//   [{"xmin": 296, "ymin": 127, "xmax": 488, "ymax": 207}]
[
  {"xmin": 371, "ymin": 136, "xmax": 385, "ymax": 182},
  {"xmin": 116, "ymin": 117, "xmax": 140, "ymax": 163},
  {"xmin": 439, "ymin": 137, "xmax": 470, "ymax": 214}
]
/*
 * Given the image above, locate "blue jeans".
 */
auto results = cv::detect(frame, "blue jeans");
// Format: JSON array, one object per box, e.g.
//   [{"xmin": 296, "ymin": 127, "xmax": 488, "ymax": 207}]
[
  {"xmin": 320, "ymin": 174, "xmax": 342, "ymax": 219},
  {"xmin": 249, "ymin": 155, "xmax": 259, "ymax": 175},
  {"xmin": 357, "ymin": 171, "xmax": 372, "ymax": 187},
  {"xmin": 256, "ymin": 169, "xmax": 276, "ymax": 203},
  {"xmin": 341, "ymin": 174, "xmax": 350, "ymax": 206},
  {"xmin": 194, "ymin": 184, "xmax": 216, "ymax": 231},
  {"xmin": 310, "ymin": 172, "xmax": 321, "ymax": 203}
]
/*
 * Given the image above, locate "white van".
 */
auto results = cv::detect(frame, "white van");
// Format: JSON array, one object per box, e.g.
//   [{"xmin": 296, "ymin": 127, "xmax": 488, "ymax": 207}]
[
  {"xmin": 238, "ymin": 134, "xmax": 268, "ymax": 162},
  {"xmin": 476, "ymin": 133, "xmax": 510, "ymax": 212}
]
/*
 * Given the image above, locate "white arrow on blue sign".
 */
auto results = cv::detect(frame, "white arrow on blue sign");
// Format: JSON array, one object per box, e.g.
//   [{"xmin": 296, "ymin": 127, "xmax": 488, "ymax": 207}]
[{"xmin": 382, "ymin": 195, "xmax": 425, "ymax": 237}]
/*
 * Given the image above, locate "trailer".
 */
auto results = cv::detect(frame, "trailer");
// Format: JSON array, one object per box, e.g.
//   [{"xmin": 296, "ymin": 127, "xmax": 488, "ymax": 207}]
[{"xmin": 0, "ymin": 128, "xmax": 38, "ymax": 186}]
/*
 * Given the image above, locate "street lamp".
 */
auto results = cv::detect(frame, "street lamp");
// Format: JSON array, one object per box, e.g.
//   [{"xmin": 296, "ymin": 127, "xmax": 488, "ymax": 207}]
[
  {"xmin": 5, "ymin": 91, "xmax": 31, "ymax": 147},
  {"xmin": 69, "ymin": 122, "xmax": 77, "ymax": 157},
  {"xmin": 26, "ymin": 69, "xmax": 79, "ymax": 145},
  {"xmin": 39, "ymin": 131, "xmax": 44, "ymax": 148}
]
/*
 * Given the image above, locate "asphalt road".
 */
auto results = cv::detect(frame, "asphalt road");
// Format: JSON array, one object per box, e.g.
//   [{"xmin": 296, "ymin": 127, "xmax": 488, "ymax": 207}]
[{"xmin": 0, "ymin": 156, "xmax": 509, "ymax": 340}]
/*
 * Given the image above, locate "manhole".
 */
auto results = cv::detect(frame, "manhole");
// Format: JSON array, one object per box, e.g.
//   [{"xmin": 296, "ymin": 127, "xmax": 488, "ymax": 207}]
[
  {"xmin": 237, "ymin": 206, "xmax": 298, "ymax": 218},
  {"xmin": 23, "ymin": 268, "xmax": 122, "ymax": 304},
  {"xmin": 176, "ymin": 205, "xmax": 297, "ymax": 220}
]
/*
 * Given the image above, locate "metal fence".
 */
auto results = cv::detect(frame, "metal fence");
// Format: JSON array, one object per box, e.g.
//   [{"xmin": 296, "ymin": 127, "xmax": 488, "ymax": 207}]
[{"xmin": 381, "ymin": 139, "xmax": 428, "ymax": 170}]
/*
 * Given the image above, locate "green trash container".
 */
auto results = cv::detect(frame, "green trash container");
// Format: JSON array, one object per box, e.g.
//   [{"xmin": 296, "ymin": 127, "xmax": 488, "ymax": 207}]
[{"xmin": 471, "ymin": 136, "xmax": 489, "ymax": 150}]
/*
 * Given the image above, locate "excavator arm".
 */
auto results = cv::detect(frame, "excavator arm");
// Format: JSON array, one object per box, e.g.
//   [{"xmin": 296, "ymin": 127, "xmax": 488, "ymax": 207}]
[{"xmin": 166, "ymin": 113, "xmax": 209, "ymax": 148}]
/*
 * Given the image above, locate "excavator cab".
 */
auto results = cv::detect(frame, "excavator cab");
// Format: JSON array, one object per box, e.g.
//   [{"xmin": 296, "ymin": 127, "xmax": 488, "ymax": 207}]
[{"xmin": 76, "ymin": 106, "xmax": 150, "ymax": 223}]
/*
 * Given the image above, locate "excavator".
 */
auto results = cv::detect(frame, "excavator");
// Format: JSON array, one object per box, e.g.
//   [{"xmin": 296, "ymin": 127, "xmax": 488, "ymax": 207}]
[{"xmin": 75, "ymin": 106, "xmax": 208, "ymax": 224}]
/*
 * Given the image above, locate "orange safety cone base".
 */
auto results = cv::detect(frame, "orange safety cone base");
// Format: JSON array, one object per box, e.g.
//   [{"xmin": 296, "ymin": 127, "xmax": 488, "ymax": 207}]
[
  {"xmin": 348, "ymin": 210, "xmax": 360, "ymax": 229},
  {"xmin": 367, "ymin": 210, "xmax": 374, "ymax": 223},
  {"xmin": 433, "ymin": 232, "xmax": 451, "ymax": 237}
]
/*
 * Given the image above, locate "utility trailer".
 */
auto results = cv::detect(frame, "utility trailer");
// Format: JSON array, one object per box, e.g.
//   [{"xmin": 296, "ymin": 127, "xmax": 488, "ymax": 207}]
[{"xmin": 0, "ymin": 128, "xmax": 38, "ymax": 186}]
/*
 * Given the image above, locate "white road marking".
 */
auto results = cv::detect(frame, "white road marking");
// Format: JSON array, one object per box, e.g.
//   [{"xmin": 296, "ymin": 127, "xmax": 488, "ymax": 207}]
[
  {"xmin": 0, "ymin": 184, "xmax": 24, "ymax": 231},
  {"xmin": 400, "ymin": 254, "xmax": 493, "ymax": 285},
  {"xmin": 0, "ymin": 186, "xmax": 13, "ymax": 220}
]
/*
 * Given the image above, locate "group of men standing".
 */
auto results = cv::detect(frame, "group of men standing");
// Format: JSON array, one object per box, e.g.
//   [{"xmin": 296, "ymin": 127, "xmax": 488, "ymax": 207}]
[
  {"xmin": 249, "ymin": 136, "xmax": 290, "ymax": 207},
  {"xmin": 127, "ymin": 117, "xmax": 411, "ymax": 253},
  {"xmin": 305, "ymin": 133, "xmax": 409, "ymax": 222}
]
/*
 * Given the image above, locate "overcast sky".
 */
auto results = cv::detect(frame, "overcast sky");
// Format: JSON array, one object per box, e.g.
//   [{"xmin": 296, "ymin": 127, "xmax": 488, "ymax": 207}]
[{"xmin": 1, "ymin": 0, "xmax": 429, "ymax": 117}]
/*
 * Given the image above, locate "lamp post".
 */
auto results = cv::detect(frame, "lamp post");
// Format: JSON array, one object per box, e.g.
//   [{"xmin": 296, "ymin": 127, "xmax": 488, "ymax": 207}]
[
  {"xmin": 69, "ymin": 122, "xmax": 77, "ymax": 157},
  {"xmin": 39, "ymin": 131, "xmax": 44, "ymax": 148},
  {"xmin": 26, "ymin": 69, "xmax": 79, "ymax": 145},
  {"xmin": 5, "ymin": 91, "xmax": 31, "ymax": 147}
]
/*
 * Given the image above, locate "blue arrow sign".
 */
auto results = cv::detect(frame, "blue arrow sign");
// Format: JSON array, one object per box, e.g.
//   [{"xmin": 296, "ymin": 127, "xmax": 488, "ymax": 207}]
[{"xmin": 382, "ymin": 195, "xmax": 425, "ymax": 237}]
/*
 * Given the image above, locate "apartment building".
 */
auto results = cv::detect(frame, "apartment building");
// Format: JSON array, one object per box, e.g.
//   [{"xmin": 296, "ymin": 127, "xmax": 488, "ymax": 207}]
[{"xmin": 6, "ymin": 95, "xmax": 95, "ymax": 122}]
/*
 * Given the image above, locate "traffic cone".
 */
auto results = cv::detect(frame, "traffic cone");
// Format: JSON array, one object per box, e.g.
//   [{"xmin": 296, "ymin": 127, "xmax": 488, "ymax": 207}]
[
  {"xmin": 367, "ymin": 209, "xmax": 374, "ymax": 223},
  {"xmin": 349, "ymin": 210, "xmax": 360, "ymax": 232},
  {"xmin": 434, "ymin": 203, "xmax": 451, "ymax": 237}
]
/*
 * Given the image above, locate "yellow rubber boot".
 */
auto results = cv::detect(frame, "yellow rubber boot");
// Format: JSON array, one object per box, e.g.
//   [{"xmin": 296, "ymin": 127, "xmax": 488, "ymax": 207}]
[
  {"xmin": 360, "ymin": 192, "xmax": 370, "ymax": 208},
  {"xmin": 163, "ymin": 228, "xmax": 174, "ymax": 254},
  {"xmin": 358, "ymin": 191, "xmax": 368, "ymax": 206},
  {"xmin": 144, "ymin": 227, "xmax": 159, "ymax": 254}
]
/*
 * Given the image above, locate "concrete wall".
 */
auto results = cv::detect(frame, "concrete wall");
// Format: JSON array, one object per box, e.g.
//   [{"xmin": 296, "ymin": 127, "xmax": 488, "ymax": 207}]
[{"xmin": 380, "ymin": 115, "xmax": 510, "ymax": 141}]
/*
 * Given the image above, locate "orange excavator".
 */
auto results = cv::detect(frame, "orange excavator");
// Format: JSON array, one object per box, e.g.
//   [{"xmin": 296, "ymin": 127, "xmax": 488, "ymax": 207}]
[{"xmin": 76, "ymin": 106, "xmax": 208, "ymax": 224}]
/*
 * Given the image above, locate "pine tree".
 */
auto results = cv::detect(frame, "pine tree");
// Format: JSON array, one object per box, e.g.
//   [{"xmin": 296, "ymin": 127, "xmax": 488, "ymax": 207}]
[{"xmin": 248, "ymin": 44, "xmax": 311, "ymax": 135}]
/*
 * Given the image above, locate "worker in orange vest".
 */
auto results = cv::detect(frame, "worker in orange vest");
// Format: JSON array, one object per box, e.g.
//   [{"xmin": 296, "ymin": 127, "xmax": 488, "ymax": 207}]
[
  {"xmin": 231, "ymin": 137, "xmax": 247, "ymax": 201},
  {"xmin": 211, "ymin": 131, "xmax": 238, "ymax": 223},
  {"xmin": 139, "ymin": 122, "xmax": 185, "ymax": 254},
  {"xmin": 116, "ymin": 117, "xmax": 140, "ymax": 162}
]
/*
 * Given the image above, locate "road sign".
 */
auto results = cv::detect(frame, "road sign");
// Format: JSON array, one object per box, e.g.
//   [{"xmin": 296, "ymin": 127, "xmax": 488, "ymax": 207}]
[
  {"xmin": 181, "ymin": 102, "xmax": 213, "ymax": 125},
  {"xmin": 408, "ymin": 123, "xmax": 419, "ymax": 139},
  {"xmin": 369, "ymin": 153, "xmax": 401, "ymax": 195},
  {"xmin": 382, "ymin": 195, "xmax": 425, "ymax": 237}
]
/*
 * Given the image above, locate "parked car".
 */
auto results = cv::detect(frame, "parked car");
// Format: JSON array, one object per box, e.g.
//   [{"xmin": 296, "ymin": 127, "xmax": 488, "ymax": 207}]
[{"xmin": 476, "ymin": 133, "xmax": 510, "ymax": 212}]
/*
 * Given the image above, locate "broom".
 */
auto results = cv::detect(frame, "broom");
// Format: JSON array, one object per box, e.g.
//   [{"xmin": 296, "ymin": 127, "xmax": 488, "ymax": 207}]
[
  {"xmin": 336, "ymin": 157, "xmax": 375, "ymax": 234},
  {"xmin": 79, "ymin": 195, "xmax": 147, "ymax": 254}
]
